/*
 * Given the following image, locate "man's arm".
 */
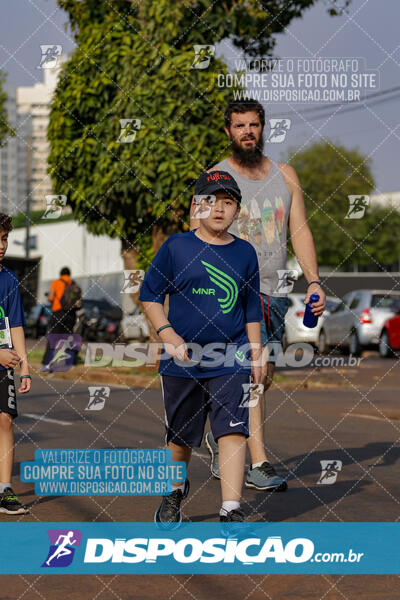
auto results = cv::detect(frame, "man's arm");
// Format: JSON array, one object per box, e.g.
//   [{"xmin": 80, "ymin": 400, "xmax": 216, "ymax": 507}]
[
  {"xmin": 281, "ymin": 163, "xmax": 326, "ymax": 316},
  {"xmin": 11, "ymin": 326, "xmax": 31, "ymax": 393}
]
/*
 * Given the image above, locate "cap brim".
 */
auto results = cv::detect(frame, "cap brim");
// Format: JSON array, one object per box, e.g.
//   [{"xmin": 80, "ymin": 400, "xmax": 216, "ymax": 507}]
[{"xmin": 204, "ymin": 184, "xmax": 241, "ymax": 203}]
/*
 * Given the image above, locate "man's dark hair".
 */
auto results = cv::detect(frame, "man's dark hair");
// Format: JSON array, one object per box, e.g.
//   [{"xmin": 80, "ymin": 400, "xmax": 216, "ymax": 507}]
[
  {"xmin": 224, "ymin": 99, "xmax": 265, "ymax": 130},
  {"xmin": 0, "ymin": 213, "xmax": 13, "ymax": 234},
  {"xmin": 60, "ymin": 267, "xmax": 71, "ymax": 276}
]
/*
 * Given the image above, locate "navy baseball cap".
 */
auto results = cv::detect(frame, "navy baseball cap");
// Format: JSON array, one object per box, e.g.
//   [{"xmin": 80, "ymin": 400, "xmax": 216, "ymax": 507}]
[{"xmin": 194, "ymin": 170, "xmax": 242, "ymax": 204}]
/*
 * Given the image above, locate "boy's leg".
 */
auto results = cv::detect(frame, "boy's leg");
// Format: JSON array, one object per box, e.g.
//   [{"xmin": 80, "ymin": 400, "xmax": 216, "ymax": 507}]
[
  {"xmin": 155, "ymin": 375, "xmax": 208, "ymax": 527},
  {"xmin": 0, "ymin": 369, "xmax": 28, "ymax": 514},
  {"xmin": 218, "ymin": 433, "xmax": 246, "ymax": 502},
  {"xmin": 0, "ymin": 412, "xmax": 13, "ymax": 484},
  {"xmin": 208, "ymin": 373, "xmax": 249, "ymax": 519},
  {"xmin": 167, "ymin": 441, "xmax": 192, "ymax": 487}
]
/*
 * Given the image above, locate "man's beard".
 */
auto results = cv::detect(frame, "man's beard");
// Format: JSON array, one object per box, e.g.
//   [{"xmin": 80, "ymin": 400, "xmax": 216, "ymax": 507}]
[{"xmin": 230, "ymin": 134, "xmax": 264, "ymax": 166}]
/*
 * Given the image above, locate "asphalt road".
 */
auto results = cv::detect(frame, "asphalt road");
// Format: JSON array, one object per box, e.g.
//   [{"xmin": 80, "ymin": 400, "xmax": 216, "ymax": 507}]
[{"xmin": 1, "ymin": 354, "xmax": 400, "ymax": 598}]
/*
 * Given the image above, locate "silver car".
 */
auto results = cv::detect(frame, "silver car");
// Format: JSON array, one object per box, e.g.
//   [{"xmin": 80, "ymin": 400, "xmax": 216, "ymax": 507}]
[
  {"xmin": 318, "ymin": 289, "xmax": 400, "ymax": 356},
  {"xmin": 283, "ymin": 294, "xmax": 339, "ymax": 349}
]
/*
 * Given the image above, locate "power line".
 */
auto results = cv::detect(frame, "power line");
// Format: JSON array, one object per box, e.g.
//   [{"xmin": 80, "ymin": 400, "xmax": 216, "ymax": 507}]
[{"xmin": 268, "ymin": 86, "xmax": 400, "ymax": 121}]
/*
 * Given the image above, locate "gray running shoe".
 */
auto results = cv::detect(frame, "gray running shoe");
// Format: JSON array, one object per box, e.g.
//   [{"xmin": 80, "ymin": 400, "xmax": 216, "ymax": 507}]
[
  {"xmin": 245, "ymin": 462, "xmax": 288, "ymax": 491},
  {"xmin": 205, "ymin": 431, "xmax": 220, "ymax": 479}
]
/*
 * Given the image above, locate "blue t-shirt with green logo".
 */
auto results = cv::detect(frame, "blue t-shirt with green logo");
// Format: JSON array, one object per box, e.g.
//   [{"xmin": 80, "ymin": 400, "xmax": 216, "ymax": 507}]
[
  {"xmin": 139, "ymin": 230, "xmax": 262, "ymax": 378},
  {"xmin": 0, "ymin": 266, "xmax": 26, "ymax": 369}
]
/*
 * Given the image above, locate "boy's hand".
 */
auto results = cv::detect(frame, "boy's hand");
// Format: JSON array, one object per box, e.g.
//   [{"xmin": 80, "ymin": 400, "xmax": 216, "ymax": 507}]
[
  {"xmin": 18, "ymin": 376, "xmax": 31, "ymax": 394},
  {"xmin": 159, "ymin": 328, "xmax": 190, "ymax": 362},
  {"xmin": 18, "ymin": 358, "xmax": 31, "ymax": 393},
  {"xmin": 0, "ymin": 349, "xmax": 21, "ymax": 369}
]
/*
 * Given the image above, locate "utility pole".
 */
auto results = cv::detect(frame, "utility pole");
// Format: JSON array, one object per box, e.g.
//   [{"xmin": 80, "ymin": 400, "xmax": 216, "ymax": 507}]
[{"xmin": 25, "ymin": 133, "xmax": 32, "ymax": 258}]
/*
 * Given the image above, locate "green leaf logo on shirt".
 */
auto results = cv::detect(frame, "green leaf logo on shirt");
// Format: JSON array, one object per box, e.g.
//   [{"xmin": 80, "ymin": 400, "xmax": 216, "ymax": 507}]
[{"xmin": 201, "ymin": 261, "xmax": 238, "ymax": 314}]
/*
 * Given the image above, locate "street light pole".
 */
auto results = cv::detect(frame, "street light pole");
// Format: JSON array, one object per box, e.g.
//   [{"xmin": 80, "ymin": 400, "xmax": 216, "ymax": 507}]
[{"xmin": 25, "ymin": 133, "xmax": 31, "ymax": 258}]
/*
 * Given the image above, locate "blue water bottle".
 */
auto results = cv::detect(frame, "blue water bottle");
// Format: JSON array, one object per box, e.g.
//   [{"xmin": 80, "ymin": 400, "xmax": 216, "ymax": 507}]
[{"xmin": 303, "ymin": 293, "xmax": 320, "ymax": 328}]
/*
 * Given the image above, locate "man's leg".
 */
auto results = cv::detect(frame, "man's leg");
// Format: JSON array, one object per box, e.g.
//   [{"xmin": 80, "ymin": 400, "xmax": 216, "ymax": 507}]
[
  {"xmin": 245, "ymin": 294, "xmax": 289, "ymax": 491},
  {"xmin": 247, "ymin": 360, "xmax": 275, "ymax": 464}
]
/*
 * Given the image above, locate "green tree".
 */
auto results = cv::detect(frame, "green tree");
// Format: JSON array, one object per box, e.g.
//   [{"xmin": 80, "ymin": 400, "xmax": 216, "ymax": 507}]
[
  {"xmin": 48, "ymin": 0, "xmax": 352, "ymax": 277},
  {"xmin": 0, "ymin": 71, "xmax": 14, "ymax": 147},
  {"xmin": 288, "ymin": 141, "xmax": 400, "ymax": 270},
  {"xmin": 355, "ymin": 205, "xmax": 400, "ymax": 270}
]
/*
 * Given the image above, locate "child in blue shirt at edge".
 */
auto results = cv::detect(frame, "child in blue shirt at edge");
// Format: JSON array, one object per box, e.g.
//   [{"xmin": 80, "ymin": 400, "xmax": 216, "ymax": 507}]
[
  {"xmin": 0, "ymin": 214, "xmax": 31, "ymax": 515},
  {"xmin": 140, "ymin": 170, "xmax": 262, "ymax": 526}
]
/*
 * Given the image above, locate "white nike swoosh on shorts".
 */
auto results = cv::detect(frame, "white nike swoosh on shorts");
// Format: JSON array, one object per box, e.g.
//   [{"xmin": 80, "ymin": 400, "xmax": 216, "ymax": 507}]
[{"xmin": 229, "ymin": 420, "xmax": 245, "ymax": 427}]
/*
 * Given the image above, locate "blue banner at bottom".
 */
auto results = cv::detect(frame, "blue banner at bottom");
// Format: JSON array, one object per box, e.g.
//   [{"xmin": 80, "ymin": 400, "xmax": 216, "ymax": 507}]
[{"xmin": 0, "ymin": 523, "xmax": 398, "ymax": 574}]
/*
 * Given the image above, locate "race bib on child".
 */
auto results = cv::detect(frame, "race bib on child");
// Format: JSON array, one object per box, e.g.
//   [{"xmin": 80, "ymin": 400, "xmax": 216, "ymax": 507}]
[{"xmin": 0, "ymin": 317, "xmax": 12, "ymax": 349}]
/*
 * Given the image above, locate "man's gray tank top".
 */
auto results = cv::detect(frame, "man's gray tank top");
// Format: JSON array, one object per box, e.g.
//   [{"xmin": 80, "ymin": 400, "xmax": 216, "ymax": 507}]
[{"xmin": 216, "ymin": 158, "xmax": 292, "ymax": 297}]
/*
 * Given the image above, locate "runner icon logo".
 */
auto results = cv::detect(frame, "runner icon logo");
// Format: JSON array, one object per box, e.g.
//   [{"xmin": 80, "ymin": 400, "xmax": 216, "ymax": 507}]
[
  {"xmin": 86, "ymin": 386, "xmax": 110, "ymax": 411},
  {"xmin": 274, "ymin": 269, "xmax": 298, "ymax": 294},
  {"xmin": 345, "ymin": 195, "xmax": 369, "ymax": 219},
  {"xmin": 121, "ymin": 270, "xmax": 145, "ymax": 294},
  {"xmin": 267, "ymin": 119, "xmax": 291, "ymax": 143},
  {"xmin": 317, "ymin": 460, "xmax": 342, "ymax": 485},
  {"xmin": 191, "ymin": 45, "xmax": 215, "ymax": 69},
  {"xmin": 239, "ymin": 383, "xmax": 264, "ymax": 408},
  {"xmin": 42, "ymin": 529, "xmax": 82, "ymax": 568},
  {"xmin": 38, "ymin": 45, "xmax": 62, "ymax": 69}
]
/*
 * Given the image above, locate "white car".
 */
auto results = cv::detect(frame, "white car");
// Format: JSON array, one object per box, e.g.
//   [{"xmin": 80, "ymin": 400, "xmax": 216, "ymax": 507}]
[
  {"xmin": 121, "ymin": 306, "xmax": 149, "ymax": 341},
  {"xmin": 283, "ymin": 294, "xmax": 340, "ymax": 349}
]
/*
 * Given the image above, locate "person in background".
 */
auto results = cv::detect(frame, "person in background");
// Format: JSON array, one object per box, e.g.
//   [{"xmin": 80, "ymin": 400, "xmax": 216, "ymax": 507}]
[{"xmin": 42, "ymin": 267, "xmax": 81, "ymax": 371}]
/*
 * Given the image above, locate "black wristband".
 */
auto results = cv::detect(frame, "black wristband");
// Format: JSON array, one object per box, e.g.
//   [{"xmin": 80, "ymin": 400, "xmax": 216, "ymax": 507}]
[
  {"xmin": 308, "ymin": 280, "xmax": 322, "ymax": 287},
  {"xmin": 156, "ymin": 324, "xmax": 173, "ymax": 335},
  {"xmin": 20, "ymin": 375, "xmax": 32, "ymax": 381}
]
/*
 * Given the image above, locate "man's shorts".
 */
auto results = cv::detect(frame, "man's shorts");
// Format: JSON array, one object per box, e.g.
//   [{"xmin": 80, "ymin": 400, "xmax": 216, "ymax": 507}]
[
  {"xmin": 161, "ymin": 373, "xmax": 251, "ymax": 447},
  {"xmin": 260, "ymin": 293, "xmax": 290, "ymax": 347},
  {"xmin": 0, "ymin": 369, "xmax": 17, "ymax": 418}
]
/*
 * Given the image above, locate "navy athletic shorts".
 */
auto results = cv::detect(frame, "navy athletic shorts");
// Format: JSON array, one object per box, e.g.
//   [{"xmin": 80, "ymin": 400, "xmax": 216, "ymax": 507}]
[
  {"xmin": 161, "ymin": 372, "xmax": 251, "ymax": 447},
  {"xmin": 0, "ymin": 369, "xmax": 17, "ymax": 418}
]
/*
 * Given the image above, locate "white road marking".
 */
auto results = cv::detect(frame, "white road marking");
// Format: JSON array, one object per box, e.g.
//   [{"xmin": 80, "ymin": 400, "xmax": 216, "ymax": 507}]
[
  {"xmin": 344, "ymin": 413, "xmax": 398, "ymax": 423},
  {"xmin": 23, "ymin": 413, "xmax": 73, "ymax": 426}
]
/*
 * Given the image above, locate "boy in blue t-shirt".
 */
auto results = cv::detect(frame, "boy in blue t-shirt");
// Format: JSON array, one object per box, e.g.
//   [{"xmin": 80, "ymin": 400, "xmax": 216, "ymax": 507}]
[
  {"xmin": 140, "ymin": 171, "xmax": 262, "ymax": 526},
  {"xmin": 0, "ymin": 214, "xmax": 31, "ymax": 515}
]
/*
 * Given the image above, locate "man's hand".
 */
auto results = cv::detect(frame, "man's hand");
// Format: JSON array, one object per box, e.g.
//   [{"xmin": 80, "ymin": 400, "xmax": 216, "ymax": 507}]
[
  {"xmin": 251, "ymin": 363, "xmax": 262, "ymax": 384},
  {"xmin": 304, "ymin": 283, "xmax": 326, "ymax": 316},
  {"xmin": 0, "ymin": 349, "xmax": 21, "ymax": 369},
  {"xmin": 159, "ymin": 328, "xmax": 190, "ymax": 362}
]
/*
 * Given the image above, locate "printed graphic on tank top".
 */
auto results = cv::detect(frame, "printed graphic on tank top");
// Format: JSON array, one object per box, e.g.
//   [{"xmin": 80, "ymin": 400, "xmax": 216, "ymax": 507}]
[{"xmin": 215, "ymin": 158, "xmax": 292, "ymax": 297}]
